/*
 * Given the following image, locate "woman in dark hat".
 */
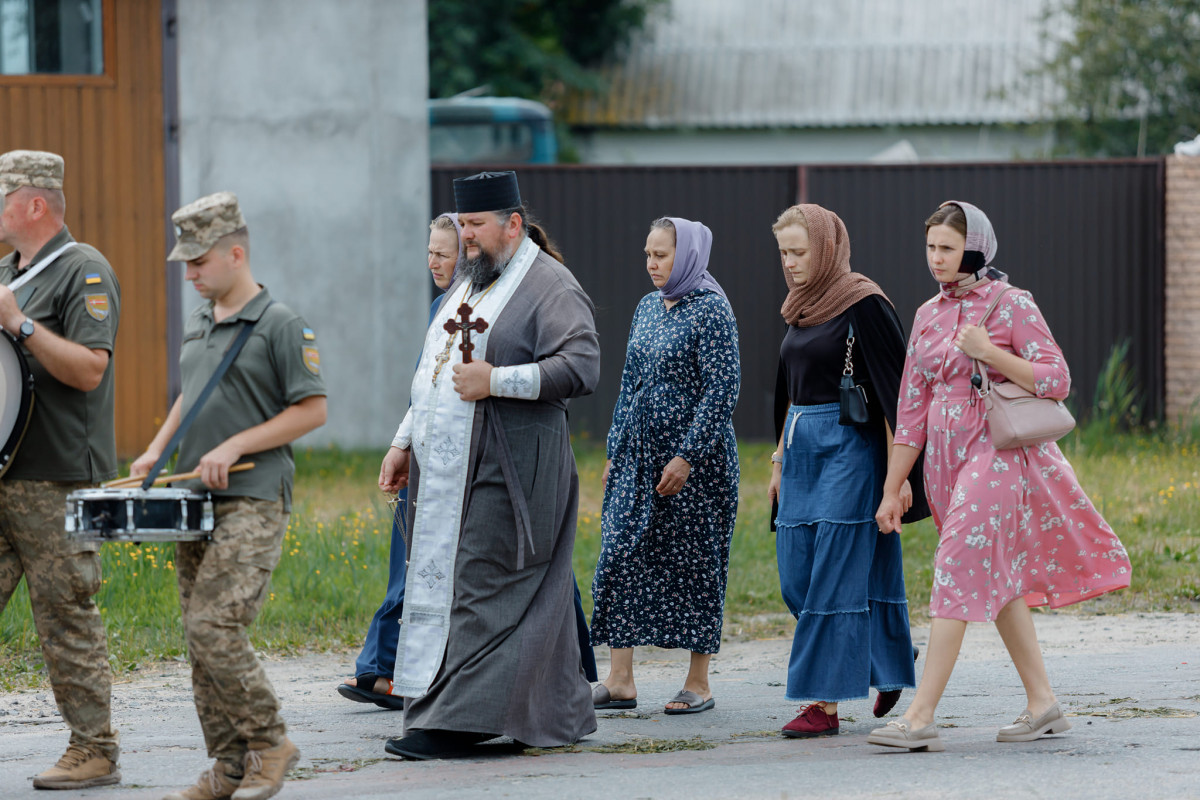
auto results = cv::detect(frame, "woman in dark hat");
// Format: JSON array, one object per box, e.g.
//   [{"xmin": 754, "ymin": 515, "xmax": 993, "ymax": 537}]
[{"xmin": 767, "ymin": 204, "xmax": 929, "ymax": 738}]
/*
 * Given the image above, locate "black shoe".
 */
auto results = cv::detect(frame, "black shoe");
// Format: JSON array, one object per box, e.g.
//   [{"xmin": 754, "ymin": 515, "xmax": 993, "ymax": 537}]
[
  {"xmin": 873, "ymin": 689, "xmax": 902, "ymax": 718},
  {"xmin": 384, "ymin": 729, "xmax": 495, "ymax": 760}
]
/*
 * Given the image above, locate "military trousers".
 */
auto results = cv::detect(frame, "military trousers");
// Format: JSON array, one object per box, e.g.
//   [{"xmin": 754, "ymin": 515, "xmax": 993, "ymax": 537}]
[
  {"xmin": 0, "ymin": 479, "xmax": 119, "ymax": 762},
  {"xmin": 175, "ymin": 495, "xmax": 288, "ymax": 768}
]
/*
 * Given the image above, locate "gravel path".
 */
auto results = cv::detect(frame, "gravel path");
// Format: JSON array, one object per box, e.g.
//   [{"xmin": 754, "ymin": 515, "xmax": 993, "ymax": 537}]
[{"xmin": 2, "ymin": 612, "xmax": 1197, "ymax": 799}]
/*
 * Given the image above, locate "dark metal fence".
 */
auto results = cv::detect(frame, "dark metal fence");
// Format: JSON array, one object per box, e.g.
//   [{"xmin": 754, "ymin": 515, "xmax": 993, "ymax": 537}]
[{"xmin": 433, "ymin": 160, "xmax": 1164, "ymax": 441}]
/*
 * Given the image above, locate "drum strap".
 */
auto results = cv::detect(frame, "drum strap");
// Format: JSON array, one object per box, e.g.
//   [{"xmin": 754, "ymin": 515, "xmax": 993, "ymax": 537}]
[
  {"xmin": 4, "ymin": 242, "xmax": 77, "ymax": 293},
  {"xmin": 140, "ymin": 304, "xmax": 273, "ymax": 490}
]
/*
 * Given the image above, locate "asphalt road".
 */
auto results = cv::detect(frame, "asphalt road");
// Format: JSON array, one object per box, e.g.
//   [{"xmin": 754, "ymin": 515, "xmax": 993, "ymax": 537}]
[{"xmin": 2, "ymin": 612, "xmax": 1197, "ymax": 799}]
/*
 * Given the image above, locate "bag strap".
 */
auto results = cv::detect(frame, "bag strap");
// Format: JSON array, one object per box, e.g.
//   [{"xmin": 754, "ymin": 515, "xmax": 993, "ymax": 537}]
[
  {"xmin": 843, "ymin": 322, "xmax": 856, "ymax": 378},
  {"xmin": 139, "ymin": 305, "xmax": 271, "ymax": 490},
  {"xmin": 970, "ymin": 285, "xmax": 1014, "ymax": 396}
]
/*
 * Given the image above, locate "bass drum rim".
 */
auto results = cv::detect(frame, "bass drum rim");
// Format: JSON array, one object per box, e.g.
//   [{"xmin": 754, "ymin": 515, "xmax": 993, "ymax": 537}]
[{"xmin": 0, "ymin": 331, "xmax": 34, "ymax": 480}]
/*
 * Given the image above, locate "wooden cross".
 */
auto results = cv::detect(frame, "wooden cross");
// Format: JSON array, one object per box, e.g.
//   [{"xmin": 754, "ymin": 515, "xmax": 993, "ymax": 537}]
[{"xmin": 443, "ymin": 302, "xmax": 489, "ymax": 363}]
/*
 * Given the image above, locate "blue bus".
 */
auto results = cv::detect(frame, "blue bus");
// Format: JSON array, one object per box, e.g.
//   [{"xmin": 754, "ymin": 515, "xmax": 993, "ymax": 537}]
[{"xmin": 428, "ymin": 97, "xmax": 557, "ymax": 164}]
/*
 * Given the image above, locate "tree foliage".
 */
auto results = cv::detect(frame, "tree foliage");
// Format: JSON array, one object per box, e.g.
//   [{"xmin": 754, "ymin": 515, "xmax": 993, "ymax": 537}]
[
  {"xmin": 1037, "ymin": 0, "xmax": 1200, "ymax": 156},
  {"xmin": 428, "ymin": 0, "xmax": 665, "ymax": 106}
]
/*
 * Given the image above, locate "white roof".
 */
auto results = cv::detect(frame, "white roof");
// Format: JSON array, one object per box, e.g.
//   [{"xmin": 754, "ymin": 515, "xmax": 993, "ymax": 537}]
[{"xmin": 565, "ymin": 0, "xmax": 1064, "ymax": 129}]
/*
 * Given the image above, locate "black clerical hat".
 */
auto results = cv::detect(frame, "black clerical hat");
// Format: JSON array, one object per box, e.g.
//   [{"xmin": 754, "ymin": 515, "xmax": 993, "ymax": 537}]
[{"xmin": 453, "ymin": 171, "xmax": 522, "ymax": 213}]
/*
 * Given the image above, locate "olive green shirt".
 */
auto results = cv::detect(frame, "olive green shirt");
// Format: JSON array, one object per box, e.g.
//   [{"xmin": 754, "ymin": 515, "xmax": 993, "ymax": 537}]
[
  {"xmin": 0, "ymin": 227, "xmax": 120, "ymax": 482},
  {"xmin": 176, "ymin": 287, "xmax": 325, "ymax": 511}
]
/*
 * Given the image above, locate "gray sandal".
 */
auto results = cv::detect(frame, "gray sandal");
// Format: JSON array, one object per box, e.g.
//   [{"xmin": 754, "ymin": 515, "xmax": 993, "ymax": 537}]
[
  {"xmin": 593, "ymin": 684, "xmax": 637, "ymax": 710},
  {"xmin": 663, "ymin": 689, "xmax": 715, "ymax": 715}
]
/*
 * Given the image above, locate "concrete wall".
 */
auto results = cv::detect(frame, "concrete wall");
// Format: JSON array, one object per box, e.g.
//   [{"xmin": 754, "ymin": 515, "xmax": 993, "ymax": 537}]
[
  {"xmin": 574, "ymin": 124, "xmax": 1054, "ymax": 165},
  {"xmin": 176, "ymin": 0, "xmax": 429, "ymax": 448},
  {"xmin": 1165, "ymin": 155, "xmax": 1200, "ymax": 422}
]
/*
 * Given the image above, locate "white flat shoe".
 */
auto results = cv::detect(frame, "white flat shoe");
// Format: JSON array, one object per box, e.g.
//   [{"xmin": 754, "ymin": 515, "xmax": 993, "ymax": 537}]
[
  {"xmin": 867, "ymin": 719, "xmax": 945, "ymax": 752},
  {"xmin": 996, "ymin": 702, "xmax": 1071, "ymax": 742}
]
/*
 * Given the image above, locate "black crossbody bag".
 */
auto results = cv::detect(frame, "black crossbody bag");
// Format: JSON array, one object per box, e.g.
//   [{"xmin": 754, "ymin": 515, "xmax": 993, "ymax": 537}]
[{"xmin": 839, "ymin": 322, "xmax": 869, "ymax": 426}]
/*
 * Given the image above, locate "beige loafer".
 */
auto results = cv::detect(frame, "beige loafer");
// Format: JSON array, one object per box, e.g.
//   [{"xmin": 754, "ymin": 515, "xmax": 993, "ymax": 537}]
[
  {"xmin": 866, "ymin": 719, "xmax": 945, "ymax": 752},
  {"xmin": 996, "ymin": 701, "xmax": 1071, "ymax": 742}
]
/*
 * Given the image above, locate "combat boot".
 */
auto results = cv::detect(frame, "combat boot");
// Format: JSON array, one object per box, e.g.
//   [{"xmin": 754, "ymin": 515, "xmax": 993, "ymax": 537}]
[
  {"xmin": 161, "ymin": 761, "xmax": 243, "ymax": 800},
  {"xmin": 32, "ymin": 743, "xmax": 120, "ymax": 789},
  {"xmin": 232, "ymin": 737, "xmax": 300, "ymax": 800}
]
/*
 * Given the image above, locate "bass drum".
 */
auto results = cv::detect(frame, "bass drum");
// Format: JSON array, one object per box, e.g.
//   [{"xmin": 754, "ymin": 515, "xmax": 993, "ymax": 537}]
[{"xmin": 0, "ymin": 332, "xmax": 34, "ymax": 479}]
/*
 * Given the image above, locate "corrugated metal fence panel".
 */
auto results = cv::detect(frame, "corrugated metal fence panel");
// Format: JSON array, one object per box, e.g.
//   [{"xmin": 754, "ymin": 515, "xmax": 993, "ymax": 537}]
[
  {"xmin": 433, "ymin": 165, "xmax": 797, "ymax": 441},
  {"xmin": 434, "ymin": 160, "xmax": 1163, "ymax": 441},
  {"xmin": 807, "ymin": 160, "xmax": 1165, "ymax": 420}
]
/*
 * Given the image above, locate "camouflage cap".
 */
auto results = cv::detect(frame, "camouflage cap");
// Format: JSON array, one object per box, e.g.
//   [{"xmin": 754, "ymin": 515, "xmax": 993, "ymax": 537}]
[
  {"xmin": 168, "ymin": 191, "xmax": 248, "ymax": 261},
  {"xmin": 0, "ymin": 150, "xmax": 65, "ymax": 196}
]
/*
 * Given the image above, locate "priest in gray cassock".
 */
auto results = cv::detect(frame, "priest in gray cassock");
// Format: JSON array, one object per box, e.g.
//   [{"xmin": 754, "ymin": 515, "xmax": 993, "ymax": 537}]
[{"xmin": 378, "ymin": 170, "xmax": 600, "ymax": 759}]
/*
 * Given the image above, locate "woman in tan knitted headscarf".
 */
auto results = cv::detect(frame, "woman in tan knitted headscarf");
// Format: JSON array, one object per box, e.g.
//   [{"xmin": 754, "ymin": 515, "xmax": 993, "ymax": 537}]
[
  {"xmin": 777, "ymin": 204, "xmax": 885, "ymax": 327},
  {"xmin": 767, "ymin": 204, "xmax": 929, "ymax": 739}
]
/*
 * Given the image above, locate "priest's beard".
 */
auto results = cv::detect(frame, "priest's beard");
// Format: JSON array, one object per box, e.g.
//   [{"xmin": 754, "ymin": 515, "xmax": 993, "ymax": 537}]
[{"xmin": 463, "ymin": 245, "xmax": 513, "ymax": 291}]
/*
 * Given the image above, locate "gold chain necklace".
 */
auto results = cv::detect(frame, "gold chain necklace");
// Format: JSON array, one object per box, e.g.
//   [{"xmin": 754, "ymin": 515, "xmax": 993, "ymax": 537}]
[{"xmin": 430, "ymin": 279, "xmax": 499, "ymax": 385}]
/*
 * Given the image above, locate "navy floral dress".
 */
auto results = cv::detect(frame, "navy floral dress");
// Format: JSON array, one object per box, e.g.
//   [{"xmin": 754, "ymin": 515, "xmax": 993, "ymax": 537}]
[{"xmin": 590, "ymin": 288, "xmax": 740, "ymax": 654}]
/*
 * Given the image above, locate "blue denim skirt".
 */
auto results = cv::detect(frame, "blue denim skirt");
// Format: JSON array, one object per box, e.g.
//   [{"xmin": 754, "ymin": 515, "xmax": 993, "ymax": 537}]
[{"xmin": 775, "ymin": 403, "xmax": 915, "ymax": 702}]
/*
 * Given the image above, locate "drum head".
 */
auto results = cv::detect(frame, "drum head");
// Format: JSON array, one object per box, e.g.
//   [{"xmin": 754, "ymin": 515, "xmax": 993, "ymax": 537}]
[{"xmin": 0, "ymin": 333, "xmax": 34, "ymax": 478}]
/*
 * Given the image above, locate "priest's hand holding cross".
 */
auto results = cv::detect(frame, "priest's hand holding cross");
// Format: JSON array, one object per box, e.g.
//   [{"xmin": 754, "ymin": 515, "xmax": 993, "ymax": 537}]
[{"xmin": 452, "ymin": 360, "xmax": 492, "ymax": 400}]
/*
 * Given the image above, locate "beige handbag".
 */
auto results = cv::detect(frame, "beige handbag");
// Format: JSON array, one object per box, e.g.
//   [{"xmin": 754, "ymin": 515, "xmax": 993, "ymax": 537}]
[{"xmin": 971, "ymin": 286, "xmax": 1076, "ymax": 450}]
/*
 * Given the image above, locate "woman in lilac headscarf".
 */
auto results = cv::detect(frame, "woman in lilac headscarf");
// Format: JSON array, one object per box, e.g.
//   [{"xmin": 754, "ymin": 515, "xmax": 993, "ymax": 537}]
[{"xmin": 589, "ymin": 217, "xmax": 741, "ymax": 715}]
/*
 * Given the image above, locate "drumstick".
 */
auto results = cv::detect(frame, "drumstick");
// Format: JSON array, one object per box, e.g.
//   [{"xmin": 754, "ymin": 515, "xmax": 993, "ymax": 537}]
[
  {"xmin": 102, "ymin": 462, "xmax": 256, "ymax": 488},
  {"xmin": 150, "ymin": 462, "xmax": 256, "ymax": 486}
]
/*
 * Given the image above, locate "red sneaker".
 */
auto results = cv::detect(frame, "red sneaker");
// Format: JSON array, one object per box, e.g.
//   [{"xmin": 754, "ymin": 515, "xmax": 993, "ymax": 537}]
[{"xmin": 782, "ymin": 703, "xmax": 840, "ymax": 738}]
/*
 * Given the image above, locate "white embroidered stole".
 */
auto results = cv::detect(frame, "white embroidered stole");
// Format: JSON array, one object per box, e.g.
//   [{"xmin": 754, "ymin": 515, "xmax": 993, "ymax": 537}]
[{"xmin": 392, "ymin": 236, "xmax": 539, "ymax": 698}]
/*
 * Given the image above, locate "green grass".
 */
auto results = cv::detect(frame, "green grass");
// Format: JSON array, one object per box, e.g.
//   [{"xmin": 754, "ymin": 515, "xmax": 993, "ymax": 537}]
[{"xmin": 2, "ymin": 428, "xmax": 1198, "ymax": 689}]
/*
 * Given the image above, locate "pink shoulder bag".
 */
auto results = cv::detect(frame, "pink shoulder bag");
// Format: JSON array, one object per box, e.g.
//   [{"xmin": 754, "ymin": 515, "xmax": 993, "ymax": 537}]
[{"xmin": 971, "ymin": 285, "xmax": 1075, "ymax": 450}]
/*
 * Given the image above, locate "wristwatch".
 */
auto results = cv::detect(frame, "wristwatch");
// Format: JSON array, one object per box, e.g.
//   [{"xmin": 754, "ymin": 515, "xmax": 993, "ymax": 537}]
[{"xmin": 15, "ymin": 317, "xmax": 33, "ymax": 342}]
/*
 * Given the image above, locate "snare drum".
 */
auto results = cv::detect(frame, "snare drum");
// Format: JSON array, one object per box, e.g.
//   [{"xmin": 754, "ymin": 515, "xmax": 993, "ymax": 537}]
[
  {"xmin": 0, "ymin": 331, "xmax": 34, "ymax": 479},
  {"xmin": 65, "ymin": 487, "xmax": 214, "ymax": 542}
]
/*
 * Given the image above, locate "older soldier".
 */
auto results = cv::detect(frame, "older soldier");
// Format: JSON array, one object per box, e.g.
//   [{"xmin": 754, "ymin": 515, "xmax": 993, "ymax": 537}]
[
  {"xmin": 381, "ymin": 170, "xmax": 599, "ymax": 759},
  {"xmin": 131, "ymin": 192, "xmax": 326, "ymax": 800},
  {"xmin": 0, "ymin": 150, "xmax": 121, "ymax": 789}
]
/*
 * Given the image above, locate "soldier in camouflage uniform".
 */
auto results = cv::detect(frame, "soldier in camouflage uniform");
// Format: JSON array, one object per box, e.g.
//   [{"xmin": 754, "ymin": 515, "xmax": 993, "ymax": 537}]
[
  {"xmin": 0, "ymin": 150, "xmax": 122, "ymax": 790},
  {"xmin": 131, "ymin": 192, "xmax": 326, "ymax": 800}
]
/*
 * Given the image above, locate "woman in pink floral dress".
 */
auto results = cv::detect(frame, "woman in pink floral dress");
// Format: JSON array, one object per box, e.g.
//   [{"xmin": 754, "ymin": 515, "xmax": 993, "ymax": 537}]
[{"xmin": 867, "ymin": 201, "xmax": 1131, "ymax": 752}]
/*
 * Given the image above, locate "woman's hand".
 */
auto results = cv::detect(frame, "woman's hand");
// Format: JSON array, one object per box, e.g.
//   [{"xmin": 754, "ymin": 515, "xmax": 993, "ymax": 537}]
[
  {"xmin": 899, "ymin": 479, "xmax": 913, "ymax": 513},
  {"xmin": 602, "ymin": 459, "xmax": 612, "ymax": 488},
  {"xmin": 768, "ymin": 461, "xmax": 782, "ymax": 504},
  {"xmin": 655, "ymin": 456, "xmax": 691, "ymax": 496},
  {"xmin": 379, "ymin": 446, "xmax": 411, "ymax": 493},
  {"xmin": 954, "ymin": 324, "xmax": 995, "ymax": 361},
  {"xmin": 875, "ymin": 491, "xmax": 905, "ymax": 534}
]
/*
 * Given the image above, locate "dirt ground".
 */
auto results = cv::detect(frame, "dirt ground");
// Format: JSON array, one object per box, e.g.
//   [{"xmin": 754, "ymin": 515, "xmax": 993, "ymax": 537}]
[{"xmin": 2, "ymin": 611, "xmax": 1198, "ymax": 799}]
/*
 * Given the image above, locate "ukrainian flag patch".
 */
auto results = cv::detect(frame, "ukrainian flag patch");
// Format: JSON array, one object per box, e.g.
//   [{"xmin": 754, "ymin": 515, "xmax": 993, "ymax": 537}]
[
  {"xmin": 85, "ymin": 273, "xmax": 102, "ymax": 285},
  {"xmin": 301, "ymin": 327, "xmax": 315, "ymax": 340}
]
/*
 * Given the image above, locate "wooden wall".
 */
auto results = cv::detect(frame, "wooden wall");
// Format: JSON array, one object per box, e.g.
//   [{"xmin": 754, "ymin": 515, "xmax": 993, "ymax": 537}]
[{"xmin": 0, "ymin": 0, "xmax": 167, "ymax": 458}]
